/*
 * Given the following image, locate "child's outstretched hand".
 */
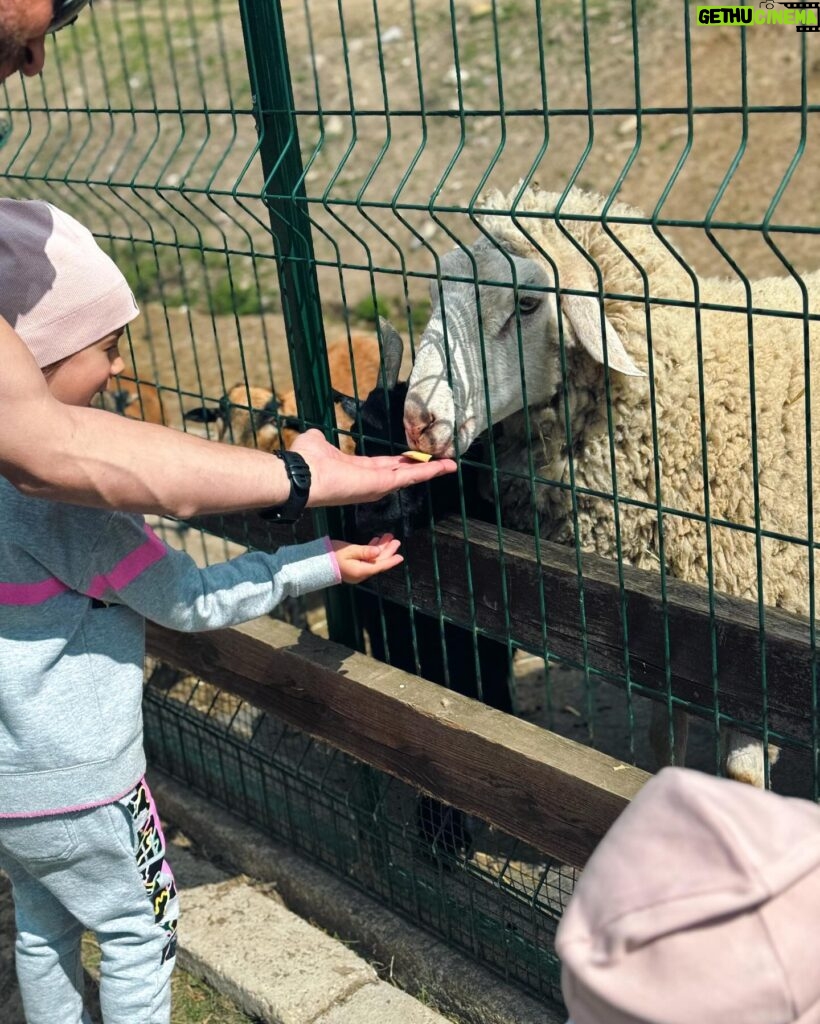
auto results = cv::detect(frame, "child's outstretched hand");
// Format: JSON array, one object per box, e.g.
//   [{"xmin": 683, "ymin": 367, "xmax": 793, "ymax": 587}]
[{"xmin": 330, "ymin": 533, "xmax": 403, "ymax": 584}]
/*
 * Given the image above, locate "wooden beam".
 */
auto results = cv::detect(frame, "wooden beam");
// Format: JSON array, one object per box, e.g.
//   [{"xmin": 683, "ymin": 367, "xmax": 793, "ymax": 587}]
[
  {"xmin": 146, "ymin": 616, "xmax": 648, "ymax": 867},
  {"xmin": 188, "ymin": 511, "xmax": 818, "ymax": 743}
]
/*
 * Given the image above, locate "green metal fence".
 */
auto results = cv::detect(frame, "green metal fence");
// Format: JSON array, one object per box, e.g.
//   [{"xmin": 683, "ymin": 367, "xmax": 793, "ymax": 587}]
[
  {"xmin": 4, "ymin": 0, "xmax": 820, "ymax": 1008},
  {"xmin": 142, "ymin": 632, "xmax": 573, "ymax": 1005}
]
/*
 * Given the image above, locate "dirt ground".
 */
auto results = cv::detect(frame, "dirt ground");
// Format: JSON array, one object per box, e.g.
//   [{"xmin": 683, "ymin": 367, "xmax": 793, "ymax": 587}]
[
  {"xmin": 6, "ymin": 2, "xmax": 818, "ymax": 403},
  {"xmin": 110, "ymin": 1, "xmax": 820, "ymax": 412}
]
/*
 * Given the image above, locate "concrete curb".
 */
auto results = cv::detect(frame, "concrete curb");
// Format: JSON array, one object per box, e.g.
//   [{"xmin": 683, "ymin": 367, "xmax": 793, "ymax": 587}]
[
  {"xmin": 151, "ymin": 769, "xmax": 565, "ymax": 1024},
  {"xmin": 170, "ymin": 845, "xmax": 451, "ymax": 1024}
]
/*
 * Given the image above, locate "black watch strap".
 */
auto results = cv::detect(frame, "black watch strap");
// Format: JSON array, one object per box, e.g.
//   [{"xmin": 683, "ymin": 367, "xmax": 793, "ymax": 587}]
[{"xmin": 259, "ymin": 450, "xmax": 312, "ymax": 523}]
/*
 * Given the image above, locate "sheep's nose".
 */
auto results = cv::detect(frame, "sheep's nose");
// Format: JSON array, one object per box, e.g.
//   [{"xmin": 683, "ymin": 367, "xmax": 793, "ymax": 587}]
[
  {"xmin": 20, "ymin": 38, "xmax": 46, "ymax": 77},
  {"xmin": 404, "ymin": 406, "xmax": 435, "ymax": 449}
]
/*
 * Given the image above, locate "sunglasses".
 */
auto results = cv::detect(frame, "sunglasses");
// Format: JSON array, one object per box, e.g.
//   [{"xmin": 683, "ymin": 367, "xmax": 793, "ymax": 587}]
[{"xmin": 48, "ymin": 0, "xmax": 92, "ymax": 34}]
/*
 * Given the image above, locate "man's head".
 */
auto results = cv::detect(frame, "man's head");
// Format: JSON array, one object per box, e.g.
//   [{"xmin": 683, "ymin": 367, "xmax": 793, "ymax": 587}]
[{"xmin": 0, "ymin": 0, "xmax": 90, "ymax": 83}]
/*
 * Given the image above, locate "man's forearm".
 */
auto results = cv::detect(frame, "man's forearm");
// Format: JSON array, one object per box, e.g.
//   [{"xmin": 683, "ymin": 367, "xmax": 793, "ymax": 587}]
[
  {"xmin": 1, "ymin": 317, "xmax": 457, "ymax": 516},
  {"xmin": 4, "ymin": 400, "xmax": 291, "ymax": 517}
]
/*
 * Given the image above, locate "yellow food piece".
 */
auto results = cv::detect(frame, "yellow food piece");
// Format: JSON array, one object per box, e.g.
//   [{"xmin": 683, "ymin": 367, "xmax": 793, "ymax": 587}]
[{"xmin": 401, "ymin": 450, "xmax": 432, "ymax": 462}]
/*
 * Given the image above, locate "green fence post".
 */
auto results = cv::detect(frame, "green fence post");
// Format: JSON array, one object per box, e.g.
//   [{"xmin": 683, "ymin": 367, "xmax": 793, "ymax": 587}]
[{"xmin": 237, "ymin": 0, "xmax": 356, "ymax": 647}]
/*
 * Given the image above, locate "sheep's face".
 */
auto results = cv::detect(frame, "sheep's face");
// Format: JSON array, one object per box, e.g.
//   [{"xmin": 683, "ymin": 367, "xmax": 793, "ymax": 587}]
[
  {"xmin": 404, "ymin": 242, "xmax": 561, "ymax": 458},
  {"xmin": 184, "ymin": 385, "xmax": 284, "ymax": 451}
]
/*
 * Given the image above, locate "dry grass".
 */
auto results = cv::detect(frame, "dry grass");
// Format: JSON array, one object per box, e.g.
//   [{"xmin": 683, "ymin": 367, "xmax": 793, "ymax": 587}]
[{"xmin": 80, "ymin": 932, "xmax": 261, "ymax": 1024}]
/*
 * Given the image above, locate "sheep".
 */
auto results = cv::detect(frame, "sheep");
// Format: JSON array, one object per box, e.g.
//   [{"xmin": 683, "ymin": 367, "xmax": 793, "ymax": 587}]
[
  {"xmin": 97, "ymin": 377, "xmax": 165, "ymax": 425},
  {"xmin": 334, "ymin": 318, "xmax": 510, "ymax": 710},
  {"xmin": 184, "ymin": 331, "xmax": 384, "ymax": 454},
  {"xmin": 403, "ymin": 181, "xmax": 820, "ymax": 788},
  {"xmin": 335, "ymin": 317, "xmax": 512, "ymax": 857},
  {"xmin": 185, "ymin": 383, "xmax": 284, "ymax": 448}
]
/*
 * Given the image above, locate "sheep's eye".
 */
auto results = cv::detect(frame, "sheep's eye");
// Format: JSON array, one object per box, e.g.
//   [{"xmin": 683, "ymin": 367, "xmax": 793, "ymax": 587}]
[{"xmin": 518, "ymin": 295, "xmax": 541, "ymax": 315}]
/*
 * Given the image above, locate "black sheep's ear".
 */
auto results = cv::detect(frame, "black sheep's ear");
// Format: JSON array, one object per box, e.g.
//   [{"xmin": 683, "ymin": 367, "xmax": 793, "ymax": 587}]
[
  {"xmin": 110, "ymin": 389, "xmax": 133, "ymax": 416},
  {"xmin": 399, "ymin": 481, "xmax": 431, "ymax": 533},
  {"xmin": 331, "ymin": 387, "xmax": 361, "ymax": 423},
  {"xmin": 259, "ymin": 396, "xmax": 281, "ymax": 426},
  {"xmin": 184, "ymin": 405, "xmax": 221, "ymax": 424}
]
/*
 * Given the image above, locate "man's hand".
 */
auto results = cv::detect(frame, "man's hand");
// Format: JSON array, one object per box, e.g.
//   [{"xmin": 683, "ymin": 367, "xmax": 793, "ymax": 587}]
[{"xmin": 292, "ymin": 429, "xmax": 457, "ymax": 507}]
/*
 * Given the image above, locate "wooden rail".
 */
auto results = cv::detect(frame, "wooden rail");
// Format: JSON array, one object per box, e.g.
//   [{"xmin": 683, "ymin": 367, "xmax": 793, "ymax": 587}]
[{"xmin": 146, "ymin": 615, "xmax": 648, "ymax": 868}]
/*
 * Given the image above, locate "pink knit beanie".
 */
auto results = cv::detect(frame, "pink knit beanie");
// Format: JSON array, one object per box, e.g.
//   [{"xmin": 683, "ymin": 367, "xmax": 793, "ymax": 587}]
[
  {"xmin": 0, "ymin": 198, "xmax": 139, "ymax": 367},
  {"xmin": 557, "ymin": 767, "xmax": 820, "ymax": 1024}
]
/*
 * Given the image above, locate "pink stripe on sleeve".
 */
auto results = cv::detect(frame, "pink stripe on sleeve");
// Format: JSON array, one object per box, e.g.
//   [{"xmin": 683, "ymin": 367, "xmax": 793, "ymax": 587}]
[
  {"xmin": 0, "ymin": 577, "xmax": 70, "ymax": 606},
  {"xmin": 85, "ymin": 523, "xmax": 167, "ymax": 599},
  {"xmin": 323, "ymin": 536, "xmax": 342, "ymax": 584}
]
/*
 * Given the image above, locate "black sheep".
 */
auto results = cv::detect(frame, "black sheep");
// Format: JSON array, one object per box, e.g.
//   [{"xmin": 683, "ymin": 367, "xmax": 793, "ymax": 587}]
[{"xmin": 335, "ymin": 318, "xmax": 513, "ymax": 860}]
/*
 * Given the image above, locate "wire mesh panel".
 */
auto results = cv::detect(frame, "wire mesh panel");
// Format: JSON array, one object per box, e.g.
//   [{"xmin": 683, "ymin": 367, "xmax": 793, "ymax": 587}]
[
  {"xmin": 2, "ymin": 0, "xmax": 286, "ymax": 430},
  {"xmin": 262, "ymin": 0, "xmax": 819, "ymax": 797},
  {"xmin": 142, "ymin": 657, "xmax": 574, "ymax": 1004},
  {"xmin": 5, "ymin": 0, "xmax": 820, "ymax": 1007}
]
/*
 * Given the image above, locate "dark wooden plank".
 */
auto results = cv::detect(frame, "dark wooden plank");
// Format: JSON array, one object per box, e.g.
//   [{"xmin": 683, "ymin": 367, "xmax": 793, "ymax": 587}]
[
  {"xmin": 371, "ymin": 517, "xmax": 817, "ymax": 743},
  {"xmin": 146, "ymin": 617, "xmax": 648, "ymax": 867},
  {"xmin": 187, "ymin": 511, "xmax": 317, "ymax": 550}
]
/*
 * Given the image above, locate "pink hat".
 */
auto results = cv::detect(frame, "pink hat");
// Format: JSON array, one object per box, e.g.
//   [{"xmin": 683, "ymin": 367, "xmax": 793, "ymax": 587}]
[
  {"xmin": 557, "ymin": 767, "xmax": 820, "ymax": 1024},
  {"xmin": 0, "ymin": 198, "xmax": 138, "ymax": 367}
]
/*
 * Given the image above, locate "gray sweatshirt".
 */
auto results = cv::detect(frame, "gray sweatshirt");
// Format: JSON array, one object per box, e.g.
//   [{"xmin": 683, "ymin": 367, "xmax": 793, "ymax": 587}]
[{"xmin": 0, "ymin": 478, "xmax": 341, "ymax": 817}]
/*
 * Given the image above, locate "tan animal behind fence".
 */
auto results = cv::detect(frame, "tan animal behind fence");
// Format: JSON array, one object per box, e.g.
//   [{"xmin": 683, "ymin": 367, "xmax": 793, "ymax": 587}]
[
  {"xmin": 185, "ymin": 331, "xmax": 386, "ymax": 454},
  {"xmin": 97, "ymin": 377, "xmax": 166, "ymax": 425}
]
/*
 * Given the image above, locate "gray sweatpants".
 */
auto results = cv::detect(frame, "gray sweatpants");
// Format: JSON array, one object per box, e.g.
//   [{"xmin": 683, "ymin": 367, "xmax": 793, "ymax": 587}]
[{"xmin": 0, "ymin": 779, "xmax": 178, "ymax": 1024}]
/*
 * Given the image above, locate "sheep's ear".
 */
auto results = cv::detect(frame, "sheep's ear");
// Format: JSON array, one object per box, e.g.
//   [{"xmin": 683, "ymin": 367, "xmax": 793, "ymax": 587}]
[
  {"xmin": 109, "ymin": 388, "xmax": 134, "ymax": 415},
  {"xmin": 184, "ymin": 405, "xmax": 221, "ymax": 423},
  {"xmin": 561, "ymin": 293, "xmax": 645, "ymax": 377},
  {"xmin": 377, "ymin": 316, "xmax": 404, "ymax": 388},
  {"xmin": 331, "ymin": 387, "xmax": 360, "ymax": 423},
  {"xmin": 259, "ymin": 397, "xmax": 281, "ymax": 426},
  {"xmin": 278, "ymin": 415, "xmax": 304, "ymax": 433}
]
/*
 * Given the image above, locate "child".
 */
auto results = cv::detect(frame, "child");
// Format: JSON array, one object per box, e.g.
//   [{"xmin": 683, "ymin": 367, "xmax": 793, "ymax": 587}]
[
  {"xmin": 0, "ymin": 198, "xmax": 403, "ymax": 1024},
  {"xmin": 556, "ymin": 767, "xmax": 820, "ymax": 1024}
]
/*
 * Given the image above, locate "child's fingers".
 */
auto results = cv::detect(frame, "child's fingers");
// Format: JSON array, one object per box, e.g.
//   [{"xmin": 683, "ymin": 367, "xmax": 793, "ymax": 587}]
[
  {"xmin": 332, "ymin": 536, "xmax": 403, "ymax": 582},
  {"xmin": 368, "ymin": 532, "xmax": 396, "ymax": 549},
  {"xmin": 338, "ymin": 550, "xmax": 404, "ymax": 583},
  {"xmin": 356, "ymin": 553, "xmax": 403, "ymax": 578},
  {"xmin": 358, "ymin": 544, "xmax": 384, "ymax": 561},
  {"xmin": 358, "ymin": 535, "xmax": 400, "ymax": 561},
  {"xmin": 375, "ymin": 538, "xmax": 401, "ymax": 558}
]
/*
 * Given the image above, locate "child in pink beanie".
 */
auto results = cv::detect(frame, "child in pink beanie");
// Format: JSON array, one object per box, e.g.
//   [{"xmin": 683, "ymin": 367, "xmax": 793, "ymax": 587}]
[
  {"xmin": 557, "ymin": 766, "xmax": 820, "ymax": 1024},
  {"xmin": 0, "ymin": 198, "xmax": 403, "ymax": 1024}
]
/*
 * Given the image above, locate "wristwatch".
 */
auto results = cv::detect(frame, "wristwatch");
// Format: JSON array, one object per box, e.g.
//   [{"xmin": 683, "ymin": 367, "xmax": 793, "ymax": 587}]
[{"xmin": 259, "ymin": 450, "xmax": 312, "ymax": 523}]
